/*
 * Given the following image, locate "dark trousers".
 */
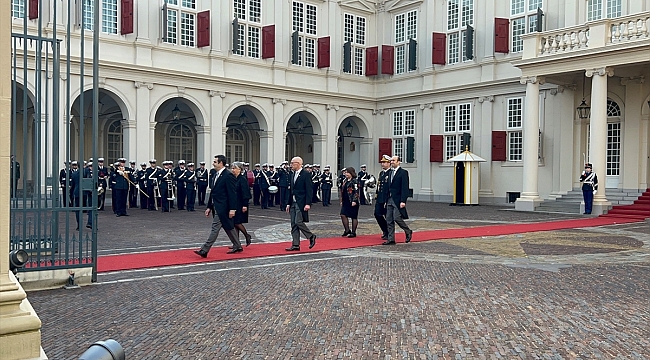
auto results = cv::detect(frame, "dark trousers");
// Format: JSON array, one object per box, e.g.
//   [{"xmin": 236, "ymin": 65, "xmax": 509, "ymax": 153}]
[
  {"xmin": 279, "ymin": 186, "xmax": 288, "ymax": 209},
  {"xmin": 139, "ymin": 184, "xmax": 148, "ymax": 209},
  {"xmin": 147, "ymin": 186, "xmax": 156, "ymax": 210},
  {"xmin": 177, "ymin": 185, "xmax": 186, "ymax": 210},
  {"xmin": 321, "ymin": 185, "xmax": 332, "ymax": 206},
  {"xmin": 186, "ymin": 187, "xmax": 196, "ymax": 211},
  {"xmin": 583, "ymin": 189, "xmax": 594, "ymax": 214},
  {"xmin": 253, "ymin": 184, "xmax": 261, "ymax": 205},
  {"xmin": 386, "ymin": 198, "xmax": 411, "ymax": 242},
  {"xmin": 129, "ymin": 185, "xmax": 138, "ymax": 208},
  {"xmin": 374, "ymin": 201, "xmax": 388, "ymax": 236},
  {"xmin": 114, "ymin": 188, "xmax": 128, "ymax": 216},
  {"xmin": 160, "ymin": 186, "xmax": 170, "ymax": 212},
  {"xmin": 200, "ymin": 214, "xmax": 240, "ymax": 252},
  {"xmin": 197, "ymin": 182, "xmax": 208, "ymax": 205},
  {"xmin": 312, "ymin": 183, "xmax": 320, "ymax": 203},
  {"xmin": 261, "ymin": 188, "xmax": 269, "ymax": 209},
  {"xmin": 290, "ymin": 202, "xmax": 314, "ymax": 247},
  {"xmin": 73, "ymin": 196, "xmax": 93, "ymax": 229},
  {"xmin": 359, "ymin": 181, "xmax": 366, "ymax": 205}
]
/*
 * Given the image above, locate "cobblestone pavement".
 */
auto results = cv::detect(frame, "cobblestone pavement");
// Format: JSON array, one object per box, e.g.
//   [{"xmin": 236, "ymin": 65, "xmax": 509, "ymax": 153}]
[{"xmin": 26, "ymin": 202, "xmax": 650, "ymax": 359}]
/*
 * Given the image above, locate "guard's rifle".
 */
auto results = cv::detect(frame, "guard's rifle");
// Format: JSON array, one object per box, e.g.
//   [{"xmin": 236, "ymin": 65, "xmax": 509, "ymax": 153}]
[{"xmin": 110, "ymin": 164, "xmax": 149, "ymax": 198}]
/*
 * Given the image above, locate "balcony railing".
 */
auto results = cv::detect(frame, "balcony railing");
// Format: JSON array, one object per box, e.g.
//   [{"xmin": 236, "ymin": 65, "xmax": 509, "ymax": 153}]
[{"xmin": 522, "ymin": 11, "xmax": 650, "ymax": 60}]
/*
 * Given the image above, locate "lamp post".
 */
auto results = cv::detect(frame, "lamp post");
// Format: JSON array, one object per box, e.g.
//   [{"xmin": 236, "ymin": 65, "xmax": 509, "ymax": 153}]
[
  {"xmin": 296, "ymin": 116, "xmax": 304, "ymax": 133},
  {"xmin": 172, "ymin": 104, "xmax": 181, "ymax": 121},
  {"xmin": 239, "ymin": 110, "xmax": 247, "ymax": 127},
  {"xmin": 345, "ymin": 120, "xmax": 353, "ymax": 137},
  {"xmin": 576, "ymin": 99, "xmax": 591, "ymax": 120}
]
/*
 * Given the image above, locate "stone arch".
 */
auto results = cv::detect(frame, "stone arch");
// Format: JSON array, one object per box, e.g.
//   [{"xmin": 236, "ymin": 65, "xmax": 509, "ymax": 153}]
[
  {"xmin": 150, "ymin": 92, "xmax": 207, "ymax": 128},
  {"xmin": 284, "ymin": 107, "xmax": 324, "ymax": 135},
  {"xmin": 337, "ymin": 112, "xmax": 371, "ymax": 139},
  {"xmin": 222, "ymin": 100, "xmax": 270, "ymax": 131}
]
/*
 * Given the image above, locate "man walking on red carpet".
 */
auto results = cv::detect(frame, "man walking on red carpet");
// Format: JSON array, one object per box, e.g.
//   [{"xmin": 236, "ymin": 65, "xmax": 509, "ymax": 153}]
[
  {"xmin": 382, "ymin": 156, "xmax": 413, "ymax": 245},
  {"xmin": 195, "ymin": 154, "xmax": 242, "ymax": 257},
  {"xmin": 285, "ymin": 156, "xmax": 317, "ymax": 251}
]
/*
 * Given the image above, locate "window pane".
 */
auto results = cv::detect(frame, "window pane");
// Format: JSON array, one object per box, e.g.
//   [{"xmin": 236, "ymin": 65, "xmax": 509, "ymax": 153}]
[
  {"xmin": 528, "ymin": 0, "xmax": 543, "ymax": 11},
  {"xmin": 512, "ymin": 17, "xmax": 525, "ymax": 52},
  {"xmin": 607, "ymin": 122, "xmax": 621, "ymax": 175},
  {"xmin": 511, "ymin": 0, "xmax": 525, "ymax": 15},
  {"xmin": 166, "ymin": 9, "xmax": 178, "ymax": 44},
  {"xmin": 344, "ymin": 14, "xmax": 354, "ymax": 43},
  {"xmin": 445, "ymin": 135, "xmax": 457, "ymax": 160},
  {"xmin": 181, "ymin": 0, "xmax": 195, "ymax": 9},
  {"xmin": 606, "ymin": 0, "xmax": 621, "ymax": 18},
  {"xmin": 249, "ymin": 0, "xmax": 261, "ymax": 22},
  {"xmin": 12, "ymin": 0, "xmax": 25, "ymax": 18},
  {"xmin": 83, "ymin": 0, "xmax": 94, "ymax": 30},
  {"xmin": 305, "ymin": 37, "xmax": 315, "ymax": 67},
  {"xmin": 508, "ymin": 131, "xmax": 523, "ymax": 161},
  {"xmin": 292, "ymin": 1, "xmax": 303, "ymax": 32},
  {"xmin": 458, "ymin": 103, "xmax": 471, "ymax": 132},
  {"xmin": 587, "ymin": 0, "xmax": 601, "ymax": 21},
  {"xmin": 508, "ymin": 98, "xmax": 523, "ymax": 128},
  {"xmin": 181, "ymin": 12, "xmax": 195, "ymax": 47},
  {"xmin": 393, "ymin": 112, "xmax": 403, "ymax": 136},
  {"xmin": 444, "ymin": 105, "xmax": 456, "ymax": 133},
  {"xmin": 407, "ymin": 10, "xmax": 417, "ymax": 39},
  {"xmin": 395, "ymin": 14, "xmax": 405, "ymax": 43},
  {"xmin": 395, "ymin": 44, "xmax": 405, "ymax": 75},
  {"xmin": 405, "ymin": 110, "xmax": 415, "ymax": 136},
  {"xmin": 234, "ymin": 0, "xmax": 246, "ymax": 20},
  {"xmin": 306, "ymin": 4, "xmax": 317, "ymax": 35},
  {"xmin": 248, "ymin": 26, "xmax": 260, "ymax": 58},
  {"xmin": 447, "ymin": 0, "xmax": 459, "ymax": 30},
  {"xmin": 528, "ymin": 14, "xmax": 538, "ymax": 33},
  {"xmin": 356, "ymin": 16, "xmax": 366, "ymax": 45},
  {"xmin": 354, "ymin": 47, "xmax": 364, "ymax": 75},
  {"xmin": 393, "ymin": 138, "xmax": 403, "ymax": 160},
  {"xmin": 461, "ymin": 0, "xmax": 473, "ymax": 27},
  {"xmin": 448, "ymin": 32, "xmax": 459, "ymax": 64},
  {"xmin": 234, "ymin": 23, "xmax": 245, "ymax": 55},
  {"xmin": 102, "ymin": 0, "xmax": 118, "ymax": 34}
]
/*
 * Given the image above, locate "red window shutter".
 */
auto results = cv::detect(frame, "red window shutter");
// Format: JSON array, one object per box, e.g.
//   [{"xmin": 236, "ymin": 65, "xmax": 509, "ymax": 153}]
[
  {"xmin": 317, "ymin": 36, "xmax": 330, "ymax": 68},
  {"xmin": 365, "ymin": 46, "xmax": 378, "ymax": 76},
  {"xmin": 378, "ymin": 138, "xmax": 392, "ymax": 162},
  {"xmin": 430, "ymin": 135, "xmax": 444, "ymax": 162},
  {"xmin": 196, "ymin": 11, "xmax": 210, "ymax": 48},
  {"xmin": 262, "ymin": 25, "xmax": 275, "ymax": 59},
  {"xmin": 432, "ymin": 32, "xmax": 446, "ymax": 65},
  {"xmin": 120, "ymin": 0, "xmax": 134, "ymax": 35},
  {"xmin": 495, "ymin": 18, "xmax": 510, "ymax": 53},
  {"xmin": 381, "ymin": 45, "xmax": 394, "ymax": 75},
  {"xmin": 28, "ymin": 0, "xmax": 38, "ymax": 20},
  {"xmin": 492, "ymin": 131, "xmax": 507, "ymax": 161}
]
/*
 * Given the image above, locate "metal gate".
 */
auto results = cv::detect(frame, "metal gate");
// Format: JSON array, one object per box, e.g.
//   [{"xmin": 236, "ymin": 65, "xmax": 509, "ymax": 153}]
[{"xmin": 10, "ymin": 0, "xmax": 100, "ymax": 282}]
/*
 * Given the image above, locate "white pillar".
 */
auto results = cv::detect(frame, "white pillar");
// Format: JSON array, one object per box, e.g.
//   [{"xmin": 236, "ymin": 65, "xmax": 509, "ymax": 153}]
[
  {"xmin": 418, "ymin": 103, "xmax": 434, "ymax": 201},
  {"xmin": 515, "ymin": 76, "xmax": 543, "ymax": 211},
  {"xmin": 196, "ymin": 126, "xmax": 210, "ymax": 164},
  {"xmin": 313, "ymin": 135, "xmax": 327, "ymax": 167},
  {"xmin": 325, "ymin": 105, "xmax": 338, "ymax": 170},
  {"xmin": 149, "ymin": 122, "xmax": 156, "ymax": 159},
  {"xmin": 478, "ymin": 96, "xmax": 495, "ymax": 201},
  {"xmin": 135, "ymin": 82, "xmax": 151, "ymax": 160},
  {"xmin": 259, "ymin": 132, "xmax": 274, "ymax": 164},
  {"xmin": 209, "ymin": 91, "xmax": 225, "ymax": 157},
  {"xmin": 271, "ymin": 98, "xmax": 286, "ymax": 161},
  {"xmin": 122, "ymin": 119, "xmax": 137, "ymax": 161},
  {"xmin": 586, "ymin": 67, "xmax": 613, "ymax": 214}
]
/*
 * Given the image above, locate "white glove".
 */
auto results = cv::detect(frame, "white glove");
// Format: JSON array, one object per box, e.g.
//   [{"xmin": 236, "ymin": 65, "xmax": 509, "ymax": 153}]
[
  {"xmin": 118, "ymin": 170, "xmax": 124, "ymax": 175},
  {"xmin": 136, "ymin": 184, "xmax": 140, "ymax": 189},
  {"xmin": 593, "ymin": 190, "xmax": 597, "ymax": 195}
]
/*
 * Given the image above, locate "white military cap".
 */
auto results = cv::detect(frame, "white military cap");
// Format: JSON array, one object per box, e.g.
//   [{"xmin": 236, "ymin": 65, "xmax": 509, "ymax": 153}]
[
  {"xmin": 361, "ymin": 164, "xmax": 367, "ymax": 168},
  {"xmin": 262, "ymin": 163, "xmax": 268, "ymax": 167},
  {"xmin": 178, "ymin": 159, "xmax": 185, "ymax": 164},
  {"xmin": 269, "ymin": 164, "xmax": 274, "ymax": 167},
  {"xmin": 254, "ymin": 163, "xmax": 260, "ymax": 167},
  {"xmin": 199, "ymin": 161, "xmax": 206, "ymax": 165},
  {"xmin": 244, "ymin": 162, "xmax": 250, "ymax": 166},
  {"xmin": 71, "ymin": 161, "xmax": 78, "ymax": 165},
  {"xmin": 187, "ymin": 163, "xmax": 195, "ymax": 167},
  {"xmin": 305, "ymin": 164, "xmax": 312, "ymax": 168},
  {"xmin": 114, "ymin": 161, "xmax": 121, "ymax": 166},
  {"xmin": 314, "ymin": 164, "xmax": 320, "ymax": 167},
  {"xmin": 140, "ymin": 162, "xmax": 147, "ymax": 166},
  {"xmin": 130, "ymin": 160, "xmax": 136, "ymax": 164},
  {"xmin": 324, "ymin": 165, "xmax": 330, "ymax": 169},
  {"xmin": 149, "ymin": 159, "xmax": 157, "ymax": 163},
  {"xmin": 98, "ymin": 158, "xmax": 105, "ymax": 162}
]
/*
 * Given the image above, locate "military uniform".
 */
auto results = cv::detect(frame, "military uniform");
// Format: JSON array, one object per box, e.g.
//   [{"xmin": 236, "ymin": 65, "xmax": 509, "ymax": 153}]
[
  {"xmin": 97, "ymin": 158, "xmax": 108, "ymax": 210},
  {"xmin": 320, "ymin": 166, "xmax": 333, "ymax": 206},
  {"xmin": 59, "ymin": 162, "xmax": 70, "ymax": 207},
  {"xmin": 374, "ymin": 155, "xmax": 392, "ymax": 239},
  {"xmin": 185, "ymin": 163, "xmax": 197, "ymax": 211},
  {"xmin": 110, "ymin": 162, "xmax": 131, "ymax": 216},
  {"xmin": 146, "ymin": 160, "xmax": 162, "ymax": 210},
  {"xmin": 174, "ymin": 160, "xmax": 187, "ymax": 210},
  {"xmin": 128, "ymin": 160, "xmax": 138, "ymax": 208},
  {"xmin": 579, "ymin": 163, "xmax": 599, "ymax": 215},
  {"xmin": 196, "ymin": 162, "xmax": 209, "ymax": 206},
  {"xmin": 252, "ymin": 164, "xmax": 261, "ymax": 205},
  {"xmin": 277, "ymin": 162, "xmax": 290, "ymax": 209},
  {"xmin": 136, "ymin": 163, "xmax": 148, "ymax": 209},
  {"xmin": 358, "ymin": 165, "xmax": 369, "ymax": 205}
]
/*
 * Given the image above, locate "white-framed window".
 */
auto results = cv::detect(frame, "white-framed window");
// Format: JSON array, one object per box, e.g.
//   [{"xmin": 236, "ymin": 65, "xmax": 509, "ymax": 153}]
[
  {"xmin": 168, "ymin": 123, "xmax": 195, "ymax": 162},
  {"xmin": 394, "ymin": 10, "xmax": 417, "ymax": 74},
  {"xmin": 165, "ymin": 0, "xmax": 197, "ymax": 47},
  {"xmin": 226, "ymin": 128, "xmax": 246, "ymax": 162},
  {"xmin": 507, "ymin": 97, "xmax": 524, "ymax": 161},
  {"xmin": 343, "ymin": 13, "xmax": 366, "ymax": 75},
  {"xmin": 511, "ymin": 0, "xmax": 542, "ymax": 52},
  {"xmin": 12, "ymin": 0, "xmax": 25, "ymax": 18},
  {"xmin": 107, "ymin": 120, "xmax": 123, "ymax": 165},
  {"xmin": 233, "ymin": 0, "xmax": 262, "ymax": 58},
  {"xmin": 447, "ymin": 0, "xmax": 473, "ymax": 64},
  {"xmin": 443, "ymin": 103, "xmax": 472, "ymax": 160},
  {"xmin": 587, "ymin": 0, "xmax": 621, "ymax": 21},
  {"xmin": 392, "ymin": 110, "xmax": 416, "ymax": 162},
  {"xmin": 81, "ymin": 0, "xmax": 119, "ymax": 34},
  {"xmin": 292, "ymin": 1, "xmax": 317, "ymax": 67}
]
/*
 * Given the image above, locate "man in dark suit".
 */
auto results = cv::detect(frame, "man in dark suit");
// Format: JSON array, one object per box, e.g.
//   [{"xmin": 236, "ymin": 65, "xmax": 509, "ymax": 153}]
[
  {"xmin": 285, "ymin": 156, "xmax": 317, "ymax": 251},
  {"xmin": 70, "ymin": 161, "xmax": 93, "ymax": 230},
  {"xmin": 375, "ymin": 155, "xmax": 392, "ymax": 240},
  {"xmin": 195, "ymin": 154, "xmax": 242, "ymax": 256},
  {"xmin": 382, "ymin": 156, "xmax": 413, "ymax": 245}
]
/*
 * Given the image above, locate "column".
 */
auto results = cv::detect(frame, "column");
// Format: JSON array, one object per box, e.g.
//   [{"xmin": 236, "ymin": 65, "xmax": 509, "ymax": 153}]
[
  {"xmin": 134, "ymin": 0, "xmax": 152, "ymax": 66},
  {"xmin": 208, "ymin": 91, "xmax": 225, "ymax": 157},
  {"xmin": 259, "ymin": 132, "xmax": 274, "ymax": 164},
  {"xmin": 620, "ymin": 77, "xmax": 645, "ymax": 191},
  {"xmin": 122, "ymin": 119, "xmax": 137, "ymax": 161},
  {"xmin": 135, "ymin": 82, "xmax": 152, "ymax": 160},
  {"xmin": 418, "ymin": 103, "xmax": 434, "ymax": 201},
  {"xmin": 586, "ymin": 67, "xmax": 613, "ymax": 214},
  {"xmin": 477, "ymin": 96, "xmax": 495, "ymax": 201},
  {"xmin": 0, "ymin": 0, "xmax": 44, "ymax": 355},
  {"xmin": 515, "ymin": 76, "xmax": 543, "ymax": 211},
  {"xmin": 149, "ymin": 122, "xmax": 156, "ymax": 160},
  {"xmin": 313, "ymin": 135, "xmax": 327, "ymax": 167},
  {"xmin": 325, "ymin": 105, "xmax": 338, "ymax": 171},
  {"xmin": 195, "ymin": 126, "xmax": 211, "ymax": 164},
  {"xmin": 270, "ymin": 98, "xmax": 286, "ymax": 161}
]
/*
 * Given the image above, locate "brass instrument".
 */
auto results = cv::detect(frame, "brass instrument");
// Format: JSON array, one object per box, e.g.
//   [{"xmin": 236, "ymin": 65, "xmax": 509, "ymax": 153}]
[
  {"xmin": 110, "ymin": 164, "xmax": 149, "ymax": 198},
  {"xmin": 163, "ymin": 169, "xmax": 176, "ymax": 201}
]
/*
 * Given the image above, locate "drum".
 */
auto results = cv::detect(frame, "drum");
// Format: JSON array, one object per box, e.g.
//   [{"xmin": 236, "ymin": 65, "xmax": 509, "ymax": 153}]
[{"xmin": 268, "ymin": 185, "xmax": 279, "ymax": 194}]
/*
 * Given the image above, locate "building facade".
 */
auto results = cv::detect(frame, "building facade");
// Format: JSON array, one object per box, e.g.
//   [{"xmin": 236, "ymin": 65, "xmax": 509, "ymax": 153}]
[{"xmin": 10, "ymin": 0, "xmax": 650, "ymax": 212}]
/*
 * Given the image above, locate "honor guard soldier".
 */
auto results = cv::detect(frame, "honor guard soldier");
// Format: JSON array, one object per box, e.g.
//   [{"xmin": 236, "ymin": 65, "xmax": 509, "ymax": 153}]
[
  {"xmin": 337, "ymin": 168, "xmax": 346, "ymax": 198},
  {"xmin": 128, "ymin": 160, "xmax": 138, "ymax": 208},
  {"xmin": 320, "ymin": 165, "xmax": 333, "ymax": 206},
  {"xmin": 306, "ymin": 164, "xmax": 319, "ymax": 203},
  {"xmin": 146, "ymin": 159, "xmax": 162, "ymax": 211},
  {"xmin": 110, "ymin": 161, "xmax": 131, "ymax": 217},
  {"xmin": 252, "ymin": 163, "xmax": 262, "ymax": 205},
  {"xmin": 268, "ymin": 164, "xmax": 277, "ymax": 207},
  {"xmin": 375, "ymin": 155, "xmax": 392, "ymax": 239},
  {"xmin": 579, "ymin": 163, "xmax": 598, "ymax": 215},
  {"xmin": 185, "ymin": 163, "xmax": 197, "ymax": 211},
  {"xmin": 70, "ymin": 160, "xmax": 92, "ymax": 230},
  {"xmin": 277, "ymin": 161, "xmax": 290, "ymax": 210},
  {"xmin": 159, "ymin": 161, "xmax": 175, "ymax": 212},
  {"xmin": 358, "ymin": 164, "xmax": 370, "ymax": 205},
  {"xmin": 259, "ymin": 163, "xmax": 271, "ymax": 209},
  {"xmin": 196, "ymin": 161, "xmax": 209, "ymax": 206},
  {"xmin": 174, "ymin": 160, "xmax": 187, "ymax": 210},
  {"xmin": 137, "ymin": 162, "xmax": 148, "ymax": 209},
  {"xmin": 97, "ymin": 158, "xmax": 108, "ymax": 210},
  {"xmin": 312, "ymin": 164, "xmax": 322, "ymax": 203},
  {"xmin": 59, "ymin": 161, "xmax": 70, "ymax": 207}
]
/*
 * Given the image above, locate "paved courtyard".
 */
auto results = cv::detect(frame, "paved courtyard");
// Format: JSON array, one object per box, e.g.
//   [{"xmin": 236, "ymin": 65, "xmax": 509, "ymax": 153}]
[{"xmin": 25, "ymin": 201, "xmax": 650, "ymax": 359}]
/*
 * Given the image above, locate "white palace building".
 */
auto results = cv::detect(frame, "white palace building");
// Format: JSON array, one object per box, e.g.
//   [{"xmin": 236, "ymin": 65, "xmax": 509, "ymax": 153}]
[{"xmin": 10, "ymin": 0, "xmax": 650, "ymax": 214}]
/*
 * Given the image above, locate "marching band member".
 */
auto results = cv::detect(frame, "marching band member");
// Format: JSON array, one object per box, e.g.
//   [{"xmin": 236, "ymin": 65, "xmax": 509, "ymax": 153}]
[
  {"xmin": 196, "ymin": 161, "xmax": 209, "ymax": 206},
  {"xmin": 128, "ymin": 160, "xmax": 138, "ymax": 208},
  {"xmin": 174, "ymin": 160, "xmax": 187, "ymax": 210},
  {"xmin": 137, "ymin": 162, "xmax": 148, "ymax": 209},
  {"xmin": 97, "ymin": 158, "xmax": 108, "ymax": 211},
  {"xmin": 267, "ymin": 164, "xmax": 277, "ymax": 208},
  {"xmin": 320, "ymin": 165, "xmax": 333, "ymax": 207},
  {"xmin": 59, "ymin": 161, "xmax": 70, "ymax": 207},
  {"xmin": 259, "ymin": 163, "xmax": 271, "ymax": 209},
  {"xmin": 357, "ymin": 164, "xmax": 369, "ymax": 205},
  {"xmin": 146, "ymin": 159, "xmax": 162, "ymax": 211},
  {"xmin": 185, "ymin": 163, "xmax": 197, "ymax": 211},
  {"xmin": 160, "ymin": 161, "xmax": 174, "ymax": 212},
  {"xmin": 277, "ymin": 161, "xmax": 290, "ymax": 210},
  {"xmin": 110, "ymin": 161, "xmax": 131, "ymax": 217},
  {"xmin": 252, "ymin": 163, "xmax": 262, "ymax": 206}
]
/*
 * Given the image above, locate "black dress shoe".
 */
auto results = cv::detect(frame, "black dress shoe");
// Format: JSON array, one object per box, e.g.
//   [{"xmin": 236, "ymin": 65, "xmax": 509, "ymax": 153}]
[
  {"xmin": 405, "ymin": 230, "xmax": 413, "ymax": 243},
  {"xmin": 309, "ymin": 235, "xmax": 317, "ymax": 249},
  {"xmin": 342, "ymin": 230, "xmax": 351, "ymax": 237},
  {"xmin": 381, "ymin": 241, "xmax": 396, "ymax": 245},
  {"xmin": 227, "ymin": 248, "xmax": 243, "ymax": 254},
  {"xmin": 347, "ymin": 233, "xmax": 356, "ymax": 238},
  {"xmin": 194, "ymin": 250, "xmax": 208, "ymax": 258},
  {"xmin": 285, "ymin": 246, "xmax": 300, "ymax": 251},
  {"xmin": 86, "ymin": 224, "xmax": 92, "ymax": 229},
  {"xmin": 245, "ymin": 234, "xmax": 252, "ymax": 247},
  {"xmin": 381, "ymin": 234, "xmax": 388, "ymax": 240}
]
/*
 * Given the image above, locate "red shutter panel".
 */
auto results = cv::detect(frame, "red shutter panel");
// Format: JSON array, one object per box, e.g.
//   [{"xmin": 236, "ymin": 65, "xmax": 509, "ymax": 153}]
[
  {"xmin": 120, "ymin": 0, "xmax": 134, "ymax": 35},
  {"xmin": 495, "ymin": 18, "xmax": 510, "ymax": 53},
  {"xmin": 28, "ymin": 0, "xmax": 38, "ymax": 20},
  {"xmin": 262, "ymin": 25, "xmax": 275, "ymax": 59},
  {"xmin": 365, "ymin": 46, "xmax": 378, "ymax": 76},
  {"xmin": 381, "ymin": 45, "xmax": 394, "ymax": 75},
  {"xmin": 317, "ymin": 36, "xmax": 330, "ymax": 68},
  {"xmin": 378, "ymin": 138, "xmax": 392, "ymax": 162},
  {"xmin": 432, "ymin": 32, "xmax": 446, "ymax": 65},
  {"xmin": 196, "ymin": 11, "xmax": 210, "ymax": 48},
  {"xmin": 430, "ymin": 135, "xmax": 444, "ymax": 162},
  {"xmin": 492, "ymin": 131, "xmax": 507, "ymax": 161}
]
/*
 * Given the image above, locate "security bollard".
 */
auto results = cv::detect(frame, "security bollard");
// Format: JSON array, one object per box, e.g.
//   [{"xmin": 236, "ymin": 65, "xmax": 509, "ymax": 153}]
[{"xmin": 78, "ymin": 339, "xmax": 125, "ymax": 360}]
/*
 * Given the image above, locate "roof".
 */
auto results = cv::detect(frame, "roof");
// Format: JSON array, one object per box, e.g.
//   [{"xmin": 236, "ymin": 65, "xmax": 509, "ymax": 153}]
[{"xmin": 446, "ymin": 150, "xmax": 487, "ymax": 163}]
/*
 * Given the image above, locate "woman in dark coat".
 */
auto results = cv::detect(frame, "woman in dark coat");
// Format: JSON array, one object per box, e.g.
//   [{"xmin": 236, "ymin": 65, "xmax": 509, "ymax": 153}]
[
  {"xmin": 231, "ymin": 162, "xmax": 253, "ymax": 246},
  {"xmin": 340, "ymin": 166, "xmax": 360, "ymax": 238}
]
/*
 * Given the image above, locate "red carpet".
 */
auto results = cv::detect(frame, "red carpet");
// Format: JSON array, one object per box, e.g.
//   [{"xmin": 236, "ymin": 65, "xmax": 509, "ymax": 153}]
[
  {"xmin": 601, "ymin": 188, "xmax": 650, "ymax": 220},
  {"xmin": 97, "ymin": 216, "xmax": 642, "ymax": 273}
]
